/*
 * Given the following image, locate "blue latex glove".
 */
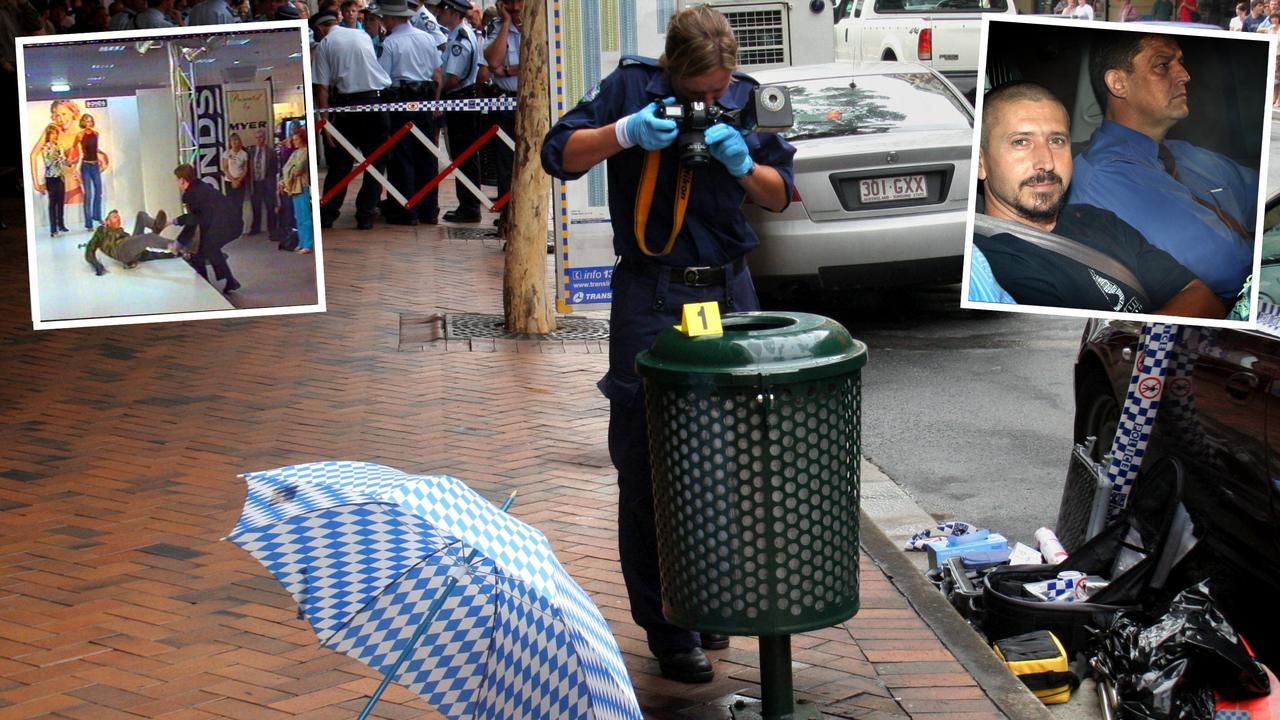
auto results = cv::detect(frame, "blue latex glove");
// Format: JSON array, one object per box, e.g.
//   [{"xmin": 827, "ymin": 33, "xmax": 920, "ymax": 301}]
[
  {"xmin": 705, "ymin": 123, "xmax": 754, "ymax": 177},
  {"xmin": 625, "ymin": 98, "xmax": 677, "ymax": 151}
]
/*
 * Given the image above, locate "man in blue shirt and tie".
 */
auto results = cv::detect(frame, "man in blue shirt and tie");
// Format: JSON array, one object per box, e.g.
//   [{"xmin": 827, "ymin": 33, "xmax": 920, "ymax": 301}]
[{"xmin": 1067, "ymin": 33, "xmax": 1257, "ymax": 304}]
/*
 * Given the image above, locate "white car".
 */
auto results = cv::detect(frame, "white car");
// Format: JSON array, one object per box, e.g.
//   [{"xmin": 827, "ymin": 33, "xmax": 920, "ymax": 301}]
[
  {"xmin": 833, "ymin": 0, "xmax": 1017, "ymax": 96},
  {"xmin": 744, "ymin": 62, "xmax": 974, "ymax": 299}
]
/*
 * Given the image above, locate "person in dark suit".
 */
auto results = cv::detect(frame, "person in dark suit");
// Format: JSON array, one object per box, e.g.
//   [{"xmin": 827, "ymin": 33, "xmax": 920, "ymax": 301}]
[
  {"xmin": 171, "ymin": 164, "xmax": 243, "ymax": 294},
  {"xmin": 247, "ymin": 129, "xmax": 279, "ymax": 237}
]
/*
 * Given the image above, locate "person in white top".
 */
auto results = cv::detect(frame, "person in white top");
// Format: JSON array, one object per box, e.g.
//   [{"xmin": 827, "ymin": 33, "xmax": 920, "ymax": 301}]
[
  {"xmin": 311, "ymin": 9, "xmax": 393, "ymax": 229},
  {"xmin": 220, "ymin": 132, "xmax": 250, "ymax": 215},
  {"xmin": 483, "ymin": 0, "xmax": 520, "ymax": 231},
  {"xmin": 1072, "ymin": 0, "xmax": 1094, "ymax": 20},
  {"xmin": 377, "ymin": 0, "xmax": 444, "ymax": 225},
  {"xmin": 1229, "ymin": 1, "xmax": 1248, "ymax": 28}
]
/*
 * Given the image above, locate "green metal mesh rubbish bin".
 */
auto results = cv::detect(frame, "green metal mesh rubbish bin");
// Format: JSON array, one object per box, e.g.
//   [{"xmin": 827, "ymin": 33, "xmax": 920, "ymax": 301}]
[{"xmin": 636, "ymin": 311, "xmax": 868, "ymax": 638}]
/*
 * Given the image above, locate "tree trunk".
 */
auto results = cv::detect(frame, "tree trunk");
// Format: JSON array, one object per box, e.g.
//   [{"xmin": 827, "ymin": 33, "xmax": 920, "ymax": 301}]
[{"xmin": 502, "ymin": 0, "xmax": 556, "ymax": 334}]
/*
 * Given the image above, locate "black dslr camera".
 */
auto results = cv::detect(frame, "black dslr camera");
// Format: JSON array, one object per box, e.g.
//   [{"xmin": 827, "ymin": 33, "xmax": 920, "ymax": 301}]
[{"xmin": 656, "ymin": 85, "xmax": 794, "ymax": 169}]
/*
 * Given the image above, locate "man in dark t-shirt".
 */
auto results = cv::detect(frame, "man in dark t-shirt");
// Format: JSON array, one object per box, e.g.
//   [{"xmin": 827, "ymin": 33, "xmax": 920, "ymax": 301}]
[
  {"xmin": 976, "ymin": 205, "xmax": 1194, "ymax": 313},
  {"xmin": 973, "ymin": 81, "xmax": 1225, "ymax": 319}
]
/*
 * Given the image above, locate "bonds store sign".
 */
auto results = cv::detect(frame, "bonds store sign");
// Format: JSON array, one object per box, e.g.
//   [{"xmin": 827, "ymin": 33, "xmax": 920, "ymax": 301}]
[{"xmin": 194, "ymin": 84, "xmax": 226, "ymax": 191}]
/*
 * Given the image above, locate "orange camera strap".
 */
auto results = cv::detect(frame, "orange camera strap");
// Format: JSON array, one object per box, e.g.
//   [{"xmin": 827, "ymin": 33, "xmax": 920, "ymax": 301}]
[{"xmin": 633, "ymin": 149, "xmax": 693, "ymax": 258}]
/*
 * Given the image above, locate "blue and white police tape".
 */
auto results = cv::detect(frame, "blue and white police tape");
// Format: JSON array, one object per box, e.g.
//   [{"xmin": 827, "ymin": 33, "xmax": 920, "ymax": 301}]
[
  {"xmin": 317, "ymin": 97, "xmax": 518, "ymax": 113},
  {"xmin": 1257, "ymin": 300, "xmax": 1280, "ymax": 335},
  {"xmin": 905, "ymin": 521, "xmax": 977, "ymax": 551},
  {"xmin": 1023, "ymin": 570, "xmax": 1085, "ymax": 602},
  {"xmin": 1104, "ymin": 322, "xmax": 1175, "ymax": 521}
]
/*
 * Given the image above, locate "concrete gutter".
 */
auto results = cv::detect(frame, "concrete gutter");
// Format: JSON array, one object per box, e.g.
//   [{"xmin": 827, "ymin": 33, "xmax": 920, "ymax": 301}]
[{"xmin": 858, "ymin": 458, "xmax": 1060, "ymax": 720}]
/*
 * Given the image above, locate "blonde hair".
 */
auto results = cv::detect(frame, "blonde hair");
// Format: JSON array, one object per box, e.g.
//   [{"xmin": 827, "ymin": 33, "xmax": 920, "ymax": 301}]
[
  {"xmin": 50, "ymin": 99, "xmax": 81, "ymax": 120},
  {"xmin": 659, "ymin": 6, "xmax": 738, "ymax": 79}
]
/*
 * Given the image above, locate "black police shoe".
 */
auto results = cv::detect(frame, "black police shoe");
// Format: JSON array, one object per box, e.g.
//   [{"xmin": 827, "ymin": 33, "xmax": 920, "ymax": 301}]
[
  {"xmin": 653, "ymin": 646, "xmax": 714, "ymax": 683},
  {"xmin": 700, "ymin": 633, "xmax": 730, "ymax": 650},
  {"xmin": 442, "ymin": 209, "xmax": 481, "ymax": 223}
]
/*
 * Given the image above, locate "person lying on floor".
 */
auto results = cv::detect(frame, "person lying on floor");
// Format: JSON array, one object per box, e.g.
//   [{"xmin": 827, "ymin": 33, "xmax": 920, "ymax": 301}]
[{"xmin": 81, "ymin": 209, "xmax": 178, "ymax": 275}]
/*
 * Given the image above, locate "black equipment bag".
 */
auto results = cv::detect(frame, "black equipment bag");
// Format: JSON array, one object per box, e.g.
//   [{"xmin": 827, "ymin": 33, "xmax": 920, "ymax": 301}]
[{"xmin": 983, "ymin": 456, "xmax": 1199, "ymax": 657}]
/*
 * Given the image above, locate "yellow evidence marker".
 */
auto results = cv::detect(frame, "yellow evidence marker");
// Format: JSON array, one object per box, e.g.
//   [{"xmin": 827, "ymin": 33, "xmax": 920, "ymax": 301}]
[{"xmin": 675, "ymin": 301, "xmax": 723, "ymax": 337}]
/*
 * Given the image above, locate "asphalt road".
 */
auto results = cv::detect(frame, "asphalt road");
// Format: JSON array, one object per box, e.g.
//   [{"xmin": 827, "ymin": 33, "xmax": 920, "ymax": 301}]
[
  {"xmin": 763, "ymin": 119, "xmax": 1280, "ymax": 551},
  {"xmin": 763, "ymin": 286, "xmax": 1084, "ymax": 551}
]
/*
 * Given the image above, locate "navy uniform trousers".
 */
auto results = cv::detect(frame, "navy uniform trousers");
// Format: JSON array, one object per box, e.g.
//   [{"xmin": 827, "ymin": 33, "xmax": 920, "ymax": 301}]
[
  {"xmin": 320, "ymin": 93, "xmax": 391, "ymax": 226},
  {"xmin": 603, "ymin": 258, "xmax": 759, "ymax": 653}
]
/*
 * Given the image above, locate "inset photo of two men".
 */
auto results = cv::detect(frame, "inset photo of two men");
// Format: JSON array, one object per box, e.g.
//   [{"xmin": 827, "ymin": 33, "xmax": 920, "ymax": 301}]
[{"xmin": 964, "ymin": 17, "xmax": 1274, "ymax": 331}]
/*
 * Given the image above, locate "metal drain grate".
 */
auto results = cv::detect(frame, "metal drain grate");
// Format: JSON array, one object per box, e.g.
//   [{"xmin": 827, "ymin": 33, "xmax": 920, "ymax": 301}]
[
  {"xmin": 445, "ymin": 228, "xmax": 558, "ymax": 243},
  {"xmin": 445, "ymin": 313, "xmax": 610, "ymax": 341},
  {"xmin": 445, "ymin": 228, "xmax": 502, "ymax": 240}
]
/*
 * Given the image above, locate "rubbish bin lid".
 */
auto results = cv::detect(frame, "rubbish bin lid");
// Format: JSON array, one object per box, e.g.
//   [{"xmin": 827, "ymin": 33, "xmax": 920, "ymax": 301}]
[{"xmin": 636, "ymin": 311, "xmax": 867, "ymax": 386}]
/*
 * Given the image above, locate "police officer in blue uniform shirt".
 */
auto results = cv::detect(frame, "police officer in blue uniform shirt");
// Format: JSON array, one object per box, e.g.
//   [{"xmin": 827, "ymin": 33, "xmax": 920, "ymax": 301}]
[
  {"xmin": 311, "ymin": 9, "xmax": 392, "ymax": 230},
  {"xmin": 376, "ymin": 0, "xmax": 443, "ymax": 225},
  {"xmin": 412, "ymin": 0, "xmax": 448, "ymax": 47},
  {"xmin": 541, "ymin": 6, "xmax": 795, "ymax": 685},
  {"xmin": 483, "ymin": 0, "xmax": 519, "ymax": 231},
  {"xmin": 435, "ymin": 0, "xmax": 484, "ymax": 223}
]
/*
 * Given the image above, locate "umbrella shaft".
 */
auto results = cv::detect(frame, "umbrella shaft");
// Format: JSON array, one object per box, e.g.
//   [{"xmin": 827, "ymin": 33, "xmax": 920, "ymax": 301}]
[{"xmin": 357, "ymin": 574, "xmax": 461, "ymax": 720}]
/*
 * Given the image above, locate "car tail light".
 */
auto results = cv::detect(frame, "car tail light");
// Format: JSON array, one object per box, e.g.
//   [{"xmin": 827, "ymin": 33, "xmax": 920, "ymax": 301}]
[{"xmin": 918, "ymin": 29, "xmax": 932, "ymax": 61}]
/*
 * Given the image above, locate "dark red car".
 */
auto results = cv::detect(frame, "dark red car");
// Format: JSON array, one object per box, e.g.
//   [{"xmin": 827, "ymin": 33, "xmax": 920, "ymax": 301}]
[{"xmin": 1070, "ymin": 315, "xmax": 1280, "ymax": 672}]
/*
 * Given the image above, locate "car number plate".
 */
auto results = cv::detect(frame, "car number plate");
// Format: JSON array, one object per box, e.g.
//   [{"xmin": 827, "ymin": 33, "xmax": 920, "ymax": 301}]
[{"xmin": 859, "ymin": 175, "xmax": 928, "ymax": 203}]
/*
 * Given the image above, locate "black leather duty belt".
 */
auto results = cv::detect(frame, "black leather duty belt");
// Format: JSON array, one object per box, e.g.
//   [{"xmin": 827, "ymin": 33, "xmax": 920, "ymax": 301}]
[
  {"xmin": 619, "ymin": 257, "xmax": 747, "ymax": 288},
  {"xmin": 335, "ymin": 90, "xmax": 382, "ymax": 104}
]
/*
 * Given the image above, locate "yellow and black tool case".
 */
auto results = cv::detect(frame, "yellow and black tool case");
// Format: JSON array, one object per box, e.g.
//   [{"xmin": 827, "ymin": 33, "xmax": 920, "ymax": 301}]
[{"xmin": 992, "ymin": 630, "xmax": 1078, "ymax": 705}]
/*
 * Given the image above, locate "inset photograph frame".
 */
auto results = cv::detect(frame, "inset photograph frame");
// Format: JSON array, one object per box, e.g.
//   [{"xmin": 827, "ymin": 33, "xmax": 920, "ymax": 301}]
[
  {"xmin": 961, "ymin": 15, "xmax": 1273, "ymax": 330},
  {"xmin": 19, "ymin": 21, "xmax": 324, "ymax": 330}
]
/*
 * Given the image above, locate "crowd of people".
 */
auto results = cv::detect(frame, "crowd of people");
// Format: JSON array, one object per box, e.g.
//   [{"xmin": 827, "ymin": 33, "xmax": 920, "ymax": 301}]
[{"xmin": 309, "ymin": 0, "xmax": 520, "ymax": 232}]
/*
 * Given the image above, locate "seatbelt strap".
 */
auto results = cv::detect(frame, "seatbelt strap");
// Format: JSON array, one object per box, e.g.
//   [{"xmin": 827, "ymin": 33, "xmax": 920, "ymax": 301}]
[
  {"xmin": 633, "ymin": 149, "xmax": 693, "ymax": 258},
  {"xmin": 973, "ymin": 215, "xmax": 1150, "ymax": 307}
]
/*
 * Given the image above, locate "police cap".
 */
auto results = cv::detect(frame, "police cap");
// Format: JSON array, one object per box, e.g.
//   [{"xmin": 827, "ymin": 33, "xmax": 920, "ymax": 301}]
[{"xmin": 309, "ymin": 9, "xmax": 339, "ymax": 27}]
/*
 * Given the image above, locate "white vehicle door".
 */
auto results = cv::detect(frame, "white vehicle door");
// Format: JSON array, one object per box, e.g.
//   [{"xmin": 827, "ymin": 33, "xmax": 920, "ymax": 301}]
[
  {"xmin": 834, "ymin": 0, "xmax": 862, "ymax": 61},
  {"xmin": 864, "ymin": 0, "xmax": 918, "ymax": 62},
  {"xmin": 928, "ymin": 0, "xmax": 1015, "ymax": 75}
]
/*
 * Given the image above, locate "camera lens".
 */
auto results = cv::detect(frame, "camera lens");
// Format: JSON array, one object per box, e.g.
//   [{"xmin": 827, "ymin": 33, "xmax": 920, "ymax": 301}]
[{"xmin": 678, "ymin": 129, "xmax": 710, "ymax": 168}]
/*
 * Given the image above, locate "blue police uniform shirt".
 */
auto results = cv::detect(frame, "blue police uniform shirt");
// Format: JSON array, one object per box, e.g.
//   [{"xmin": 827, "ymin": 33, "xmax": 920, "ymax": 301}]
[
  {"xmin": 380, "ymin": 21, "xmax": 442, "ymax": 83},
  {"xmin": 484, "ymin": 19, "xmax": 519, "ymax": 93},
  {"xmin": 134, "ymin": 7, "xmax": 175, "ymax": 28},
  {"xmin": 443, "ymin": 23, "xmax": 480, "ymax": 90},
  {"xmin": 108, "ymin": 8, "xmax": 137, "ymax": 30},
  {"xmin": 541, "ymin": 58, "xmax": 797, "ymax": 267},
  {"xmin": 186, "ymin": 0, "xmax": 238, "ymax": 25},
  {"xmin": 312, "ymin": 24, "xmax": 391, "ymax": 95},
  {"xmin": 412, "ymin": 6, "xmax": 448, "ymax": 46},
  {"xmin": 1068, "ymin": 119, "xmax": 1256, "ymax": 301},
  {"xmin": 967, "ymin": 247, "xmax": 1015, "ymax": 304}
]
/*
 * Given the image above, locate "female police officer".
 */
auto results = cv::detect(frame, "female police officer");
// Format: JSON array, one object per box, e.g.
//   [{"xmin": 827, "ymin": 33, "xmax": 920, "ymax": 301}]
[{"xmin": 541, "ymin": 6, "xmax": 795, "ymax": 684}]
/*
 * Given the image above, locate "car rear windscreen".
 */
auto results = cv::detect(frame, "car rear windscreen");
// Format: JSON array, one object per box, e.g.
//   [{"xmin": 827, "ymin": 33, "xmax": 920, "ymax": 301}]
[
  {"xmin": 778, "ymin": 73, "xmax": 973, "ymax": 142},
  {"xmin": 875, "ymin": 0, "xmax": 1008, "ymax": 12}
]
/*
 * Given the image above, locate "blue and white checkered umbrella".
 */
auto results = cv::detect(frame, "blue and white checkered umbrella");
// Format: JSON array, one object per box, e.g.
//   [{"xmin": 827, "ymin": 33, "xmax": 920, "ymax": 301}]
[{"xmin": 226, "ymin": 461, "xmax": 641, "ymax": 720}]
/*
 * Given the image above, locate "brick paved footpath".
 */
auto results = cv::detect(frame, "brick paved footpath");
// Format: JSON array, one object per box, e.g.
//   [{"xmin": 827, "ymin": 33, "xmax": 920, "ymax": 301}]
[{"xmin": 0, "ymin": 203, "xmax": 1017, "ymax": 719}]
